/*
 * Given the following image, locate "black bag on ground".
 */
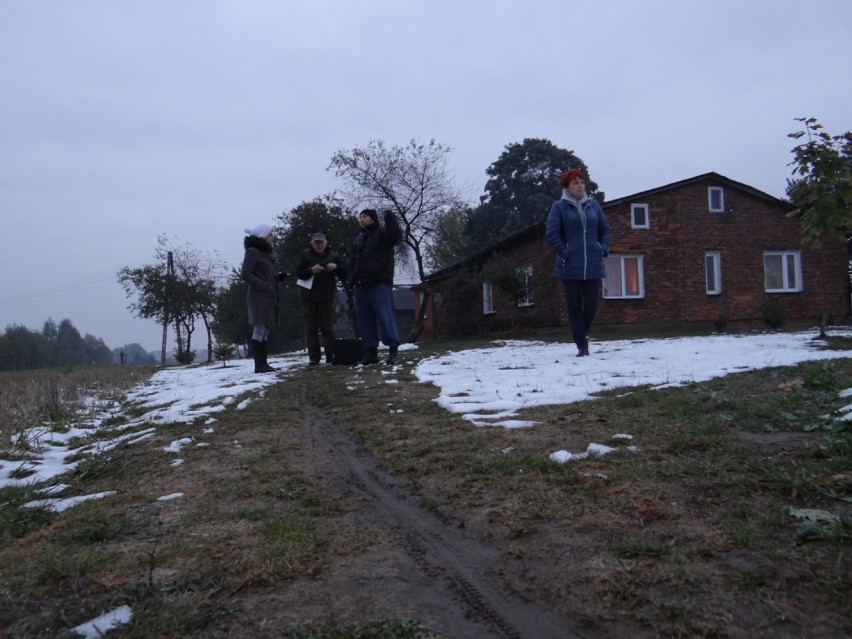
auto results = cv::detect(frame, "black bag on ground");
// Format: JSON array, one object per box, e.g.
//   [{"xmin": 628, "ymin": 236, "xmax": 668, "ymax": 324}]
[{"xmin": 331, "ymin": 338, "xmax": 362, "ymax": 365}]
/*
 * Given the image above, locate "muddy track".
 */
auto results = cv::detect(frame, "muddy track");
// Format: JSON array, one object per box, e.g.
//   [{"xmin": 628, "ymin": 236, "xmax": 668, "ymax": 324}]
[{"xmin": 296, "ymin": 386, "xmax": 584, "ymax": 639}]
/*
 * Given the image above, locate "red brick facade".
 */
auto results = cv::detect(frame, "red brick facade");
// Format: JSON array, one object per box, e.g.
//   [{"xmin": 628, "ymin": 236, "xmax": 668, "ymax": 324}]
[{"xmin": 417, "ymin": 173, "xmax": 849, "ymax": 339}]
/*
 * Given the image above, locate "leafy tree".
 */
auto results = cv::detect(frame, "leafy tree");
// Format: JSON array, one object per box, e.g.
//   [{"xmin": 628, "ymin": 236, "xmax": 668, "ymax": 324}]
[
  {"xmin": 274, "ymin": 196, "xmax": 358, "ymax": 343},
  {"xmin": 118, "ymin": 235, "xmax": 225, "ymax": 364},
  {"xmin": 328, "ymin": 139, "xmax": 466, "ymax": 339},
  {"xmin": 788, "ymin": 117, "xmax": 852, "ymax": 246},
  {"xmin": 0, "ymin": 324, "xmax": 49, "ymax": 371},
  {"xmin": 788, "ymin": 117, "xmax": 852, "ymax": 337},
  {"xmin": 212, "ymin": 340, "xmax": 236, "ymax": 367},
  {"xmin": 168, "ymin": 238, "xmax": 225, "ymax": 363},
  {"xmin": 83, "ymin": 334, "xmax": 113, "ymax": 365},
  {"xmin": 55, "ymin": 319, "xmax": 86, "ymax": 367},
  {"xmin": 41, "ymin": 319, "xmax": 58, "ymax": 365},
  {"xmin": 211, "ymin": 269, "xmax": 251, "ymax": 356},
  {"xmin": 426, "ymin": 205, "xmax": 474, "ymax": 271},
  {"xmin": 275, "ymin": 195, "xmax": 356, "ymax": 269},
  {"xmin": 0, "ymin": 319, "xmax": 111, "ymax": 370},
  {"xmin": 113, "ymin": 343, "xmax": 157, "ymax": 365},
  {"xmin": 463, "ymin": 138, "xmax": 598, "ymax": 256}
]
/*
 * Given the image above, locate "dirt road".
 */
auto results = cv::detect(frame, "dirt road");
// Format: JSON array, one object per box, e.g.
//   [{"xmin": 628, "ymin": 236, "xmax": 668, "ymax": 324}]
[{"xmin": 271, "ymin": 386, "xmax": 585, "ymax": 638}]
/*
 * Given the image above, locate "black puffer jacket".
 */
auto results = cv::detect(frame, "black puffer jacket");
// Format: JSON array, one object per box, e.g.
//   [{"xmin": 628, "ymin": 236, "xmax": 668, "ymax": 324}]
[
  {"xmin": 240, "ymin": 236, "xmax": 281, "ymax": 327},
  {"xmin": 295, "ymin": 245, "xmax": 348, "ymax": 302},
  {"xmin": 350, "ymin": 212, "xmax": 402, "ymax": 287}
]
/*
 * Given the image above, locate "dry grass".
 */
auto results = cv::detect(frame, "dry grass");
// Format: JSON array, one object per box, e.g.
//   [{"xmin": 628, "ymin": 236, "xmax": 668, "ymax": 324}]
[{"xmin": 0, "ymin": 365, "xmax": 156, "ymax": 450}]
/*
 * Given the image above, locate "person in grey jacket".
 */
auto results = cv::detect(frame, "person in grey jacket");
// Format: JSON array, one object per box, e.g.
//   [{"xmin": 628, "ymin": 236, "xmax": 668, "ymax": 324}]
[
  {"xmin": 545, "ymin": 169, "xmax": 612, "ymax": 357},
  {"xmin": 241, "ymin": 224, "xmax": 288, "ymax": 373}
]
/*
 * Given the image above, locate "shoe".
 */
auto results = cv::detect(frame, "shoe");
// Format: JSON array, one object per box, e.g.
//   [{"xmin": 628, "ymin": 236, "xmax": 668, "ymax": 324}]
[
  {"xmin": 358, "ymin": 347, "xmax": 379, "ymax": 365},
  {"xmin": 582, "ymin": 338, "xmax": 590, "ymax": 356},
  {"xmin": 308, "ymin": 361, "xmax": 319, "ymax": 366},
  {"xmin": 386, "ymin": 345, "xmax": 398, "ymax": 365}
]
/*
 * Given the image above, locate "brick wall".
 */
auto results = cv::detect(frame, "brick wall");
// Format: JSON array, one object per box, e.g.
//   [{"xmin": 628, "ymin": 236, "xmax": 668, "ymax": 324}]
[{"xmin": 423, "ymin": 175, "xmax": 849, "ymax": 338}]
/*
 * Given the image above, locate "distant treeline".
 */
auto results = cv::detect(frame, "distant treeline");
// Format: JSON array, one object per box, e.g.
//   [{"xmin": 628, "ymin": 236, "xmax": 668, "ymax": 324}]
[{"xmin": 0, "ymin": 318, "xmax": 156, "ymax": 372}]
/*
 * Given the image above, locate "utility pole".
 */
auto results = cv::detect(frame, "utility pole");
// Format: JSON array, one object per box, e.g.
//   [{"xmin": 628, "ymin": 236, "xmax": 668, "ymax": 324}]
[{"xmin": 161, "ymin": 251, "xmax": 173, "ymax": 366}]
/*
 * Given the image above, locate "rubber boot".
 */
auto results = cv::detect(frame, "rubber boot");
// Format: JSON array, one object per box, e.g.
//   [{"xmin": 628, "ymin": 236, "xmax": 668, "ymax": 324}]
[
  {"xmin": 253, "ymin": 340, "xmax": 275, "ymax": 373},
  {"xmin": 358, "ymin": 346, "xmax": 379, "ymax": 366},
  {"xmin": 386, "ymin": 345, "xmax": 398, "ymax": 365},
  {"xmin": 260, "ymin": 341, "xmax": 276, "ymax": 372},
  {"xmin": 251, "ymin": 339, "xmax": 265, "ymax": 372}
]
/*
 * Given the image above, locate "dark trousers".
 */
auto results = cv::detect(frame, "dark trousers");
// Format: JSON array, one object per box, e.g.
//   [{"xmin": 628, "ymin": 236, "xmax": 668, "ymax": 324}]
[
  {"xmin": 560, "ymin": 279, "xmax": 601, "ymax": 349},
  {"xmin": 301, "ymin": 299, "xmax": 335, "ymax": 363}
]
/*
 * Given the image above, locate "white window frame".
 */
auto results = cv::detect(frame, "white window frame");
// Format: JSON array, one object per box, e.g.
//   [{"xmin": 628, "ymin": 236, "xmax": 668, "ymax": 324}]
[
  {"xmin": 603, "ymin": 255, "xmax": 645, "ymax": 299},
  {"xmin": 631, "ymin": 203, "xmax": 650, "ymax": 229},
  {"xmin": 482, "ymin": 281, "xmax": 495, "ymax": 314},
  {"xmin": 708, "ymin": 187, "xmax": 725, "ymax": 212},
  {"xmin": 764, "ymin": 251, "xmax": 803, "ymax": 293},
  {"xmin": 705, "ymin": 251, "xmax": 722, "ymax": 295},
  {"xmin": 516, "ymin": 264, "xmax": 534, "ymax": 307}
]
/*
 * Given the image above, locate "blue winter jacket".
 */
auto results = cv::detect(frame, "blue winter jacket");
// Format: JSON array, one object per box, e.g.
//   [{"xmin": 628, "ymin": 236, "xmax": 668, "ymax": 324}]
[{"xmin": 545, "ymin": 195, "xmax": 612, "ymax": 280}]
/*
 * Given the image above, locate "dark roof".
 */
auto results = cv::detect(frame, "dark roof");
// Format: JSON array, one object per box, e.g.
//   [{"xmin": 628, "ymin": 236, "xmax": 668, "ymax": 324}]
[
  {"xmin": 423, "ymin": 172, "xmax": 794, "ymax": 284},
  {"xmin": 603, "ymin": 172, "xmax": 793, "ymax": 210}
]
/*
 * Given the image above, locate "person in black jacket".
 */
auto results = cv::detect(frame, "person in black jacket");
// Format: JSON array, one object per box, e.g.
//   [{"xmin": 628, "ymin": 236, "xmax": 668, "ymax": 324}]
[
  {"xmin": 350, "ymin": 206, "xmax": 403, "ymax": 365},
  {"xmin": 295, "ymin": 232, "xmax": 348, "ymax": 365},
  {"xmin": 240, "ymin": 224, "xmax": 288, "ymax": 373}
]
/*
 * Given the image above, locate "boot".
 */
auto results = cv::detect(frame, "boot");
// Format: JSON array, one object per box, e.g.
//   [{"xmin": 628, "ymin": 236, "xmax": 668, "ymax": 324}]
[
  {"xmin": 358, "ymin": 346, "xmax": 379, "ymax": 366},
  {"xmin": 386, "ymin": 345, "xmax": 398, "ymax": 365},
  {"xmin": 261, "ymin": 341, "xmax": 277, "ymax": 372},
  {"xmin": 251, "ymin": 339, "xmax": 265, "ymax": 372},
  {"xmin": 253, "ymin": 340, "xmax": 276, "ymax": 373}
]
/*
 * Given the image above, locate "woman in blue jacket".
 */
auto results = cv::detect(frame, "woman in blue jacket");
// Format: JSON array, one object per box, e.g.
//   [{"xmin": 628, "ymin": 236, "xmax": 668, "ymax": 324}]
[{"xmin": 545, "ymin": 169, "xmax": 612, "ymax": 357}]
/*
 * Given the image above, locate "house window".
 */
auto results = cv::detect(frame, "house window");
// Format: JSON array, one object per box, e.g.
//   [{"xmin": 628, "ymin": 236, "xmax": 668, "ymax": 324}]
[
  {"xmin": 708, "ymin": 187, "xmax": 725, "ymax": 212},
  {"xmin": 603, "ymin": 255, "xmax": 644, "ymax": 299},
  {"xmin": 764, "ymin": 251, "xmax": 802, "ymax": 292},
  {"xmin": 631, "ymin": 203, "xmax": 649, "ymax": 229},
  {"xmin": 705, "ymin": 251, "xmax": 722, "ymax": 295},
  {"xmin": 482, "ymin": 281, "xmax": 495, "ymax": 314},
  {"xmin": 516, "ymin": 264, "xmax": 533, "ymax": 307}
]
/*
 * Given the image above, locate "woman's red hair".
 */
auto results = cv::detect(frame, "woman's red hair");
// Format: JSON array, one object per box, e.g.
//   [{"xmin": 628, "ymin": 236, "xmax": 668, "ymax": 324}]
[{"xmin": 560, "ymin": 168, "xmax": 586, "ymax": 188}]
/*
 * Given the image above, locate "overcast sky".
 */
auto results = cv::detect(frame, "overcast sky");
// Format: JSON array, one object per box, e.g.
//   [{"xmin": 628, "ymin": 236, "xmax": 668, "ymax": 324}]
[{"xmin": 2, "ymin": 0, "xmax": 850, "ymax": 353}]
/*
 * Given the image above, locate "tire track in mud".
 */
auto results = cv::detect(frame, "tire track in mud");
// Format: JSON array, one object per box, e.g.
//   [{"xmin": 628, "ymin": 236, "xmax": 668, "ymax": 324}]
[{"xmin": 298, "ymin": 390, "xmax": 584, "ymax": 639}]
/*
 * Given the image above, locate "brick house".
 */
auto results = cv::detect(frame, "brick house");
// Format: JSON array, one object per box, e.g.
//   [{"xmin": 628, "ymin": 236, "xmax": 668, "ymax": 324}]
[{"xmin": 415, "ymin": 172, "xmax": 849, "ymax": 338}]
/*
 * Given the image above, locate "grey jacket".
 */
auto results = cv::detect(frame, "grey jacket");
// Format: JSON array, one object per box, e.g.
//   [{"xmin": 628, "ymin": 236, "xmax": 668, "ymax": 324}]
[{"xmin": 241, "ymin": 236, "xmax": 281, "ymax": 327}]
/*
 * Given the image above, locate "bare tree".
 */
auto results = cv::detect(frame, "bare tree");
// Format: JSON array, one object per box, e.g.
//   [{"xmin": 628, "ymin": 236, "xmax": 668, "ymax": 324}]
[{"xmin": 328, "ymin": 139, "xmax": 466, "ymax": 339}]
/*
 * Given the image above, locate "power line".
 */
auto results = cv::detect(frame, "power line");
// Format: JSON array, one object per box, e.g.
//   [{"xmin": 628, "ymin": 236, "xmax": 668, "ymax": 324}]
[{"xmin": 0, "ymin": 274, "xmax": 121, "ymax": 307}]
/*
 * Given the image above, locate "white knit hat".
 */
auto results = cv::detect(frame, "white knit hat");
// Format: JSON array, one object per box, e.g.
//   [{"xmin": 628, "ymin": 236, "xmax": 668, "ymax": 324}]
[{"xmin": 245, "ymin": 224, "xmax": 273, "ymax": 238}]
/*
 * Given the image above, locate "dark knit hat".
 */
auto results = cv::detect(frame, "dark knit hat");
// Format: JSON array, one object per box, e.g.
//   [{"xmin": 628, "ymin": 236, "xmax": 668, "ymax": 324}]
[{"xmin": 360, "ymin": 208, "xmax": 378, "ymax": 223}]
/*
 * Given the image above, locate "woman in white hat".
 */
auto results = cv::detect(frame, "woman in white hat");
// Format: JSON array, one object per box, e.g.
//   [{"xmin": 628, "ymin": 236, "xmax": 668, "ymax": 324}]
[{"xmin": 240, "ymin": 224, "xmax": 288, "ymax": 373}]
